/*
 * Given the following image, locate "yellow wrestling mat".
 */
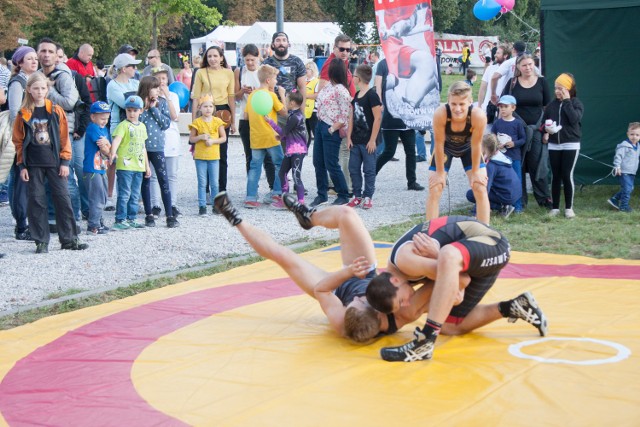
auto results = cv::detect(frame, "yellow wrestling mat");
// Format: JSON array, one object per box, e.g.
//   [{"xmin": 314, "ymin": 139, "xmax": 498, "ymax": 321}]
[{"xmin": 0, "ymin": 244, "xmax": 639, "ymax": 426}]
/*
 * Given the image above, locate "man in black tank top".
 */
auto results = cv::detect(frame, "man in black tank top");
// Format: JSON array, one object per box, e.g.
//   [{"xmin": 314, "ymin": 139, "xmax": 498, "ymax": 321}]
[
  {"xmin": 365, "ymin": 215, "xmax": 548, "ymax": 362},
  {"xmin": 214, "ymin": 192, "xmax": 437, "ymax": 343},
  {"xmin": 427, "ymin": 81, "xmax": 491, "ymax": 224}
]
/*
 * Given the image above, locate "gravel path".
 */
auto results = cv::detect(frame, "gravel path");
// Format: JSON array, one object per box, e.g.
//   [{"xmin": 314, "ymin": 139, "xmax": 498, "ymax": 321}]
[{"xmin": 0, "ymin": 135, "xmax": 470, "ymax": 313}]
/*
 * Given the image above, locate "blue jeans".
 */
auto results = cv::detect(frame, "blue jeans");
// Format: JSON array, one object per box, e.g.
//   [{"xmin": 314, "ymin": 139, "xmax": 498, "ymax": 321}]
[
  {"xmin": 83, "ymin": 172, "xmax": 107, "ymax": 229},
  {"xmin": 8, "ymin": 160, "xmax": 29, "ymax": 231},
  {"xmin": 612, "ymin": 174, "xmax": 635, "ymax": 210},
  {"xmin": 349, "ymin": 144, "xmax": 376, "ymax": 198},
  {"xmin": 376, "ymin": 134, "xmax": 385, "ymax": 156},
  {"xmin": 313, "ymin": 121, "xmax": 349, "ymax": 199},
  {"xmin": 195, "ymin": 159, "xmax": 219, "ymax": 207},
  {"xmin": 246, "ymin": 146, "xmax": 283, "ymax": 201},
  {"xmin": 415, "ymin": 130, "xmax": 427, "ymax": 159},
  {"xmin": 115, "ymin": 170, "xmax": 143, "ymax": 221},
  {"xmin": 512, "ymin": 159, "xmax": 522, "ymax": 210}
]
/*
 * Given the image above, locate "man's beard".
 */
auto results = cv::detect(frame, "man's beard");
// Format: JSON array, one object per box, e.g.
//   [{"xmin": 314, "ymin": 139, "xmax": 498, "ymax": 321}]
[{"xmin": 274, "ymin": 45, "xmax": 288, "ymax": 57}]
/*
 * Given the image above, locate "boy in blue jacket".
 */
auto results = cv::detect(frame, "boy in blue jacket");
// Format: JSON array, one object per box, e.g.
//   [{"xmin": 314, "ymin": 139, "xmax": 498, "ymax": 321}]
[{"xmin": 467, "ymin": 134, "xmax": 522, "ymax": 218}]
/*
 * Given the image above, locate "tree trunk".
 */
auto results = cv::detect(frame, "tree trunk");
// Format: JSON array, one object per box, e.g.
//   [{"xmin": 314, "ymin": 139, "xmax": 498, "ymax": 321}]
[{"xmin": 152, "ymin": 11, "xmax": 158, "ymax": 50}]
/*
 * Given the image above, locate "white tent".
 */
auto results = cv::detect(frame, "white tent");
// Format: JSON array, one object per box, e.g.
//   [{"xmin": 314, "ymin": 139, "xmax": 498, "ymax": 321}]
[
  {"xmin": 190, "ymin": 25, "xmax": 251, "ymax": 67},
  {"xmin": 236, "ymin": 22, "xmax": 346, "ymax": 60}
]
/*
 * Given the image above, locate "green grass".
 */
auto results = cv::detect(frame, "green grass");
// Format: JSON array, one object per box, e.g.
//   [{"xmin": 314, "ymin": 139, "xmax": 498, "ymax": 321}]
[
  {"xmin": 45, "ymin": 288, "xmax": 86, "ymax": 300},
  {"xmin": 440, "ymin": 73, "xmax": 482, "ymax": 103},
  {"xmin": 1, "ymin": 184, "xmax": 637, "ymax": 330}
]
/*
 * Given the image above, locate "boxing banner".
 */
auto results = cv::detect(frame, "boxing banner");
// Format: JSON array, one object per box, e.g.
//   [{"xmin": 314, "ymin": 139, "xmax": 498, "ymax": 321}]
[{"xmin": 374, "ymin": 0, "xmax": 440, "ymax": 130}]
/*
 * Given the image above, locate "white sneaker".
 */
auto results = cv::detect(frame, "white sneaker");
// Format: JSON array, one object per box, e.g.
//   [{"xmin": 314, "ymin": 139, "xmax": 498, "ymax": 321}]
[
  {"xmin": 565, "ymin": 208, "xmax": 575, "ymax": 218},
  {"xmin": 549, "ymin": 209, "xmax": 560, "ymax": 217}
]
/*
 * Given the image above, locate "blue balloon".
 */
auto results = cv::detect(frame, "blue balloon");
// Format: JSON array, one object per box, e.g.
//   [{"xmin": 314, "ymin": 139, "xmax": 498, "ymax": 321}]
[
  {"xmin": 169, "ymin": 81, "xmax": 190, "ymax": 109},
  {"xmin": 473, "ymin": 0, "xmax": 501, "ymax": 21}
]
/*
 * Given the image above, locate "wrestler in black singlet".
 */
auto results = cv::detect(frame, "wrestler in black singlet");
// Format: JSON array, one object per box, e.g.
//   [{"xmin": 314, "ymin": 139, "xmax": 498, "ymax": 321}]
[
  {"xmin": 389, "ymin": 215, "xmax": 510, "ymax": 319},
  {"xmin": 334, "ymin": 270, "xmax": 398, "ymax": 334},
  {"xmin": 429, "ymin": 105, "xmax": 484, "ymax": 172}
]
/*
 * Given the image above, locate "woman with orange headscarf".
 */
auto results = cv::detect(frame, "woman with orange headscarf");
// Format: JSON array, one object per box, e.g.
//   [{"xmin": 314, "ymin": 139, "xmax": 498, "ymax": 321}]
[{"xmin": 542, "ymin": 73, "xmax": 584, "ymax": 218}]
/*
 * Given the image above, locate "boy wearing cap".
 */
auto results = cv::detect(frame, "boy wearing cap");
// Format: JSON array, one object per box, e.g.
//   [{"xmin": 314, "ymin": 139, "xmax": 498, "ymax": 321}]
[
  {"xmin": 83, "ymin": 101, "xmax": 112, "ymax": 234},
  {"xmin": 109, "ymin": 95, "xmax": 151, "ymax": 230},
  {"xmin": 491, "ymin": 94, "xmax": 526, "ymax": 213}
]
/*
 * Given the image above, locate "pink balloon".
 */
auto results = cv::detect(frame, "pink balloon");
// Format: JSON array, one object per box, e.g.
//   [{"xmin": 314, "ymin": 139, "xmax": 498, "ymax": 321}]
[{"xmin": 496, "ymin": 0, "xmax": 515, "ymax": 12}]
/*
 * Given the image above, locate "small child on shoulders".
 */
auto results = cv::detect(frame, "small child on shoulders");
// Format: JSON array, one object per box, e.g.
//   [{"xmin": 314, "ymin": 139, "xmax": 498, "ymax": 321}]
[
  {"xmin": 608, "ymin": 122, "xmax": 640, "ymax": 213},
  {"xmin": 491, "ymin": 94, "xmax": 526, "ymax": 212},
  {"xmin": 83, "ymin": 101, "xmax": 112, "ymax": 234},
  {"xmin": 466, "ymin": 133, "xmax": 522, "ymax": 218},
  {"xmin": 109, "ymin": 95, "xmax": 151, "ymax": 230},
  {"xmin": 265, "ymin": 90, "xmax": 307, "ymax": 207},
  {"xmin": 188, "ymin": 94, "xmax": 227, "ymax": 215},
  {"xmin": 346, "ymin": 64, "xmax": 381, "ymax": 210}
]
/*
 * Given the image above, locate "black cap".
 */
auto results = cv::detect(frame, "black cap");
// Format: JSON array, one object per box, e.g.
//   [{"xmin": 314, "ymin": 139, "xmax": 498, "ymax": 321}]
[
  {"xmin": 118, "ymin": 44, "xmax": 139, "ymax": 55},
  {"xmin": 513, "ymin": 41, "xmax": 526, "ymax": 55},
  {"xmin": 272, "ymin": 32, "xmax": 289, "ymax": 43}
]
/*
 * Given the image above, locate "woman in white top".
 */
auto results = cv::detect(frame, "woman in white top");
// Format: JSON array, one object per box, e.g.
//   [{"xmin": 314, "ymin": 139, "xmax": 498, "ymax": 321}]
[{"xmin": 235, "ymin": 44, "xmax": 275, "ymax": 193}]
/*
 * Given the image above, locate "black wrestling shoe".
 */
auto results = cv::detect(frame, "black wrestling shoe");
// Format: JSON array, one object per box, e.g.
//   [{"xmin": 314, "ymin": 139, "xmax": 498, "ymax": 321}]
[
  {"xmin": 171, "ymin": 206, "xmax": 182, "ymax": 217},
  {"xmin": 213, "ymin": 191, "xmax": 242, "ymax": 226},
  {"xmin": 151, "ymin": 206, "xmax": 162, "ymax": 218},
  {"xmin": 508, "ymin": 292, "xmax": 548, "ymax": 336},
  {"xmin": 283, "ymin": 193, "xmax": 315, "ymax": 230},
  {"xmin": 380, "ymin": 328, "xmax": 434, "ymax": 362}
]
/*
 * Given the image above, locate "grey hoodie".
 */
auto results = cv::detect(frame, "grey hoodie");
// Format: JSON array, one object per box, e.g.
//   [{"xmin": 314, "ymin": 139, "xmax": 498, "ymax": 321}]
[
  {"xmin": 42, "ymin": 63, "xmax": 79, "ymax": 134},
  {"xmin": 613, "ymin": 139, "xmax": 639, "ymax": 175}
]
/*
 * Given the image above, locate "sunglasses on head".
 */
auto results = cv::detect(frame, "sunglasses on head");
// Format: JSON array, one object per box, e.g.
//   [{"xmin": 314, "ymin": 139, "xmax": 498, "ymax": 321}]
[{"xmin": 337, "ymin": 47, "xmax": 351, "ymax": 53}]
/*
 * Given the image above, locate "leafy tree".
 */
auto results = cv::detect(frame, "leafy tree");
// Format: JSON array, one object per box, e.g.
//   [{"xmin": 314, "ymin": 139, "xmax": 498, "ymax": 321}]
[
  {"xmin": 29, "ymin": 0, "xmax": 150, "ymax": 62},
  {"xmin": 0, "ymin": 0, "xmax": 51, "ymax": 52},
  {"xmin": 147, "ymin": 0, "xmax": 223, "ymax": 49}
]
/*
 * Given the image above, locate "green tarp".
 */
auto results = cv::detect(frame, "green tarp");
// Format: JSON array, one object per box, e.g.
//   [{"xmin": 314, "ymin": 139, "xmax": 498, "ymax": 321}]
[
  {"xmin": 542, "ymin": 0, "xmax": 640, "ymax": 11},
  {"xmin": 541, "ymin": 0, "xmax": 640, "ymax": 184}
]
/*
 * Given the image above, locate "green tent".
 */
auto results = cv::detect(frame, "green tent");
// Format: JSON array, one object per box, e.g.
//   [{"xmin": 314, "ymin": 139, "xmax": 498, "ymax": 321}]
[{"xmin": 541, "ymin": 0, "xmax": 640, "ymax": 185}]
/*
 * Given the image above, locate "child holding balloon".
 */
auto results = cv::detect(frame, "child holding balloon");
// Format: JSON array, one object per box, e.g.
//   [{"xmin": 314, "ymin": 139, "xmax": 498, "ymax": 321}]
[
  {"xmin": 188, "ymin": 94, "xmax": 227, "ymax": 215},
  {"xmin": 243, "ymin": 64, "xmax": 288, "ymax": 209}
]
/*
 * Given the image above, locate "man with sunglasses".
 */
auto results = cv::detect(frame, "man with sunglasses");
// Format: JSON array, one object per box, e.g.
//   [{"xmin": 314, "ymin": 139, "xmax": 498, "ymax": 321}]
[
  {"xmin": 318, "ymin": 34, "xmax": 356, "ymax": 96},
  {"xmin": 142, "ymin": 49, "xmax": 175, "ymax": 84}
]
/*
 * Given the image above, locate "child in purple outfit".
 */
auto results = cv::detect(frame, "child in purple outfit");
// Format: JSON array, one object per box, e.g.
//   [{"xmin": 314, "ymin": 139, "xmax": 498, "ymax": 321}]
[{"xmin": 265, "ymin": 91, "xmax": 308, "ymax": 207}]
